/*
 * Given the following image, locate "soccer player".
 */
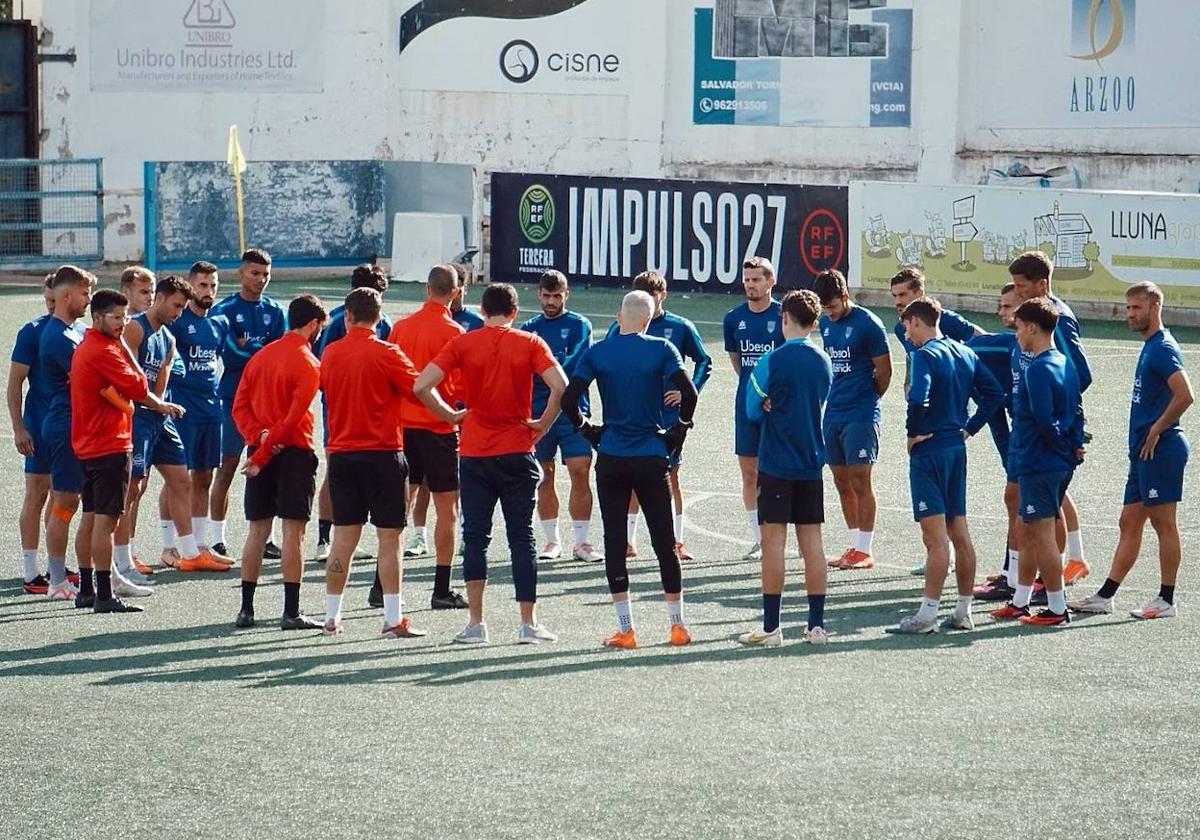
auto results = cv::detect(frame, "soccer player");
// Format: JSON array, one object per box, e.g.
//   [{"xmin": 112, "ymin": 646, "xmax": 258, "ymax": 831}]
[
  {"xmin": 210, "ymin": 249, "xmax": 286, "ymax": 559},
  {"xmin": 889, "ymin": 268, "xmax": 983, "ymax": 367},
  {"xmin": 736, "ymin": 290, "xmax": 831, "ymax": 647},
  {"xmin": 232, "ymin": 294, "xmax": 327, "ymax": 630},
  {"xmin": 814, "ymin": 269, "xmax": 892, "ymax": 570},
  {"xmin": 314, "ymin": 263, "xmax": 393, "ymax": 563},
  {"xmin": 450, "ymin": 262, "xmax": 485, "ymax": 332},
  {"xmin": 415, "ymin": 283, "xmax": 565, "ymax": 645},
  {"xmin": 723, "ymin": 257, "xmax": 784, "ymax": 561},
  {"xmin": 118, "ymin": 275, "xmax": 230, "ymax": 578},
  {"xmin": 321, "ymin": 288, "xmax": 426, "ymax": 638},
  {"xmin": 1009, "ymin": 251, "xmax": 1092, "ymax": 584},
  {"xmin": 520, "ymin": 270, "xmax": 599, "ymax": 563},
  {"xmin": 38, "ymin": 265, "xmax": 95, "ymax": 603},
  {"xmin": 562, "ymin": 290, "xmax": 697, "ymax": 649},
  {"xmin": 9, "ymin": 276, "xmax": 56, "ymax": 593},
  {"xmin": 886, "ymin": 298, "xmax": 1004, "ymax": 634},
  {"xmin": 609, "ymin": 270, "xmax": 712, "ymax": 561},
  {"xmin": 70, "ymin": 288, "xmax": 184, "ymax": 613},
  {"xmin": 167, "ymin": 261, "xmax": 231, "ymax": 558},
  {"xmin": 389, "ymin": 264, "xmax": 469, "ymax": 609},
  {"xmin": 1071, "ymin": 282, "xmax": 1193, "ymax": 619},
  {"xmin": 991, "ymin": 297, "xmax": 1084, "ymax": 627}
]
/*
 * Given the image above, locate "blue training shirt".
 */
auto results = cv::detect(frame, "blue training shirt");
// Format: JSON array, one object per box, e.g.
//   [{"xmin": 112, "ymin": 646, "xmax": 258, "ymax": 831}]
[
  {"xmin": 892, "ymin": 307, "xmax": 978, "ymax": 356},
  {"xmin": 37, "ymin": 316, "xmax": 85, "ymax": 436},
  {"xmin": 607, "ymin": 310, "xmax": 712, "ymax": 426},
  {"xmin": 724, "ymin": 300, "xmax": 784, "ymax": 418},
  {"xmin": 967, "ymin": 332, "xmax": 1017, "ymax": 413},
  {"xmin": 453, "ymin": 306, "xmax": 485, "ymax": 332},
  {"xmin": 1049, "ymin": 294, "xmax": 1092, "ymax": 394},
  {"xmin": 1130, "ymin": 329, "xmax": 1186, "ymax": 454},
  {"xmin": 209, "ymin": 292, "xmax": 286, "ymax": 398},
  {"xmin": 1008, "ymin": 347, "xmax": 1084, "ymax": 477},
  {"xmin": 746, "ymin": 336, "xmax": 832, "ymax": 481},
  {"xmin": 819, "ymin": 305, "xmax": 890, "ymax": 424},
  {"xmin": 520, "ymin": 310, "xmax": 592, "ymax": 417},
  {"xmin": 573, "ymin": 332, "xmax": 684, "ymax": 459},
  {"xmin": 316, "ymin": 304, "xmax": 393, "ymax": 359},
  {"xmin": 906, "ymin": 337, "xmax": 1005, "ymax": 455},
  {"xmin": 11, "ymin": 314, "xmax": 54, "ymax": 426},
  {"xmin": 132, "ymin": 312, "xmax": 178, "ymax": 417},
  {"xmin": 168, "ymin": 307, "xmax": 230, "ymax": 425}
]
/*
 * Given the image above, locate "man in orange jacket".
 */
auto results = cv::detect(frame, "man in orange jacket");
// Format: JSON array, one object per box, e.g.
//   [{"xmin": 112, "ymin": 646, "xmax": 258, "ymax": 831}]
[{"xmin": 232, "ymin": 294, "xmax": 327, "ymax": 630}]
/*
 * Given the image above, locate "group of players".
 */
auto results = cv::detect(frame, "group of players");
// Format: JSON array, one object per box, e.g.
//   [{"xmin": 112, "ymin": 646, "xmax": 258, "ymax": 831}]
[{"xmin": 7, "ymin": 247, "xmax": 1190, "ymax": 646}]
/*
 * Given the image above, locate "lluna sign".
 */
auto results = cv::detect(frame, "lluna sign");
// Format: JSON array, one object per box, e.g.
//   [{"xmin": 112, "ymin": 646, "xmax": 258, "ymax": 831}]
[{"xmin": 490, "ymin": 173, "xmax": 847, "ymax": 291}]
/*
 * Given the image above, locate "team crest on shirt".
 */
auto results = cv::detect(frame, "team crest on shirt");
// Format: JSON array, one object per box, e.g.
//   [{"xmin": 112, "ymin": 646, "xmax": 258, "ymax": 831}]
[
  {"xmin": 561, "ymin": 328, "xmax": 569, "ymax": 339},
  {"xmin": 264, "ymin": 315, "xmax": 272, "ymax": 325},
  {"xmin": 664, "ymin": 328, "xmax": 674, "ymax": 340},
  {"xmin": 738, "ymin": 320, "xmax": 747, "ymax": 330},
  {"xmin": 845, "ymin": 326, "xmax": 854, "ymax": 339},
  {"xmin": 767, "ymin": 321, "xmax": 776, "ymax": 334}
]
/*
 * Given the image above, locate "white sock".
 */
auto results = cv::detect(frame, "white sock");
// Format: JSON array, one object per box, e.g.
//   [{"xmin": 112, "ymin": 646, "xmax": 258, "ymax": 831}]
[
  {"xmin": 1013, "ymin": 583, "xmax": 1033, "ymax": 609},
  {"xmin": 855, "ymin": 529, "xmax": 874, "ymax": 554},
  {"xmin": 667, "ymin": 597, "xmax": 684, "ymax": 626},
  {"xmin": 129, "ymin": 539, "xmax": 138, "ymax": 560},
  {"xmin": 192, "ymin": 517, "xmax": 208, "ymax": 547},
  {"xmin": 673, "ymin": 513, "xmax": 684, "ymax": 542},
  {"xmin": 383, "ymin": 594, "xmax": 402, "ymax": 627},
  {"xmin": 947, "ymin": 540, "xmax": 956, "ymax": 562},
  {"xmin": 1067, "ymin": 530, "xmax": 1084, "ymax": 561},
  {"xmin": 113, "ymin": 544, "xmax": 133, "ymax": 574},
  {"xmin": 626, "ymin": 514, "xmax": 638, "ymax": 546},
  {"xmin": 1006, "ymin": 549, "xmax": 1019, "ymax": 575},
  {"xmin": 413, "ymin": 525, "xmax": 426, "ymax": 541},
  {"xmin": 956, "ymin": 595, "xmax": 973, "ymax": 617},
  {"xmin": 847, "ymin": 528, "xmax": 860, "ymax": 550},
  {"xmin": 1047, "ymin": 588, "xmax": 1067, "ymax": 614},
  {"xmin": 212, "ymin": 519, "xmax": 227, "ymax": 546},
  {"xmin": 572, "ymin": 520, "xmax": 589, "ymax": 546},
  {"xmin": 325, "ymin": 593, "xmax": 343, "ymax": 623},
  {"xmin": 178, "ymin": 532, "xmax": 200, "ymax": 560},
  {"xmin": 916, "ymin": 596, "xmax": 940, "ymax": 623},
  {"xmin": 745, "ymin": 510, "xmax": 760, "ymax": 542},
  {"xmin": 161, "ymin": 520, "xmax": 176, "ymax": 550},
  {"xmin": 615, "ymin": 599, "xmax": 633, "ymax": 632},
  {"xmin": 21, "ymin": 548, "xmax": 39, "ymax": 581},
  {"xmin": 541, "ymin": 518, "xmax": 559, "ymax": 545}
]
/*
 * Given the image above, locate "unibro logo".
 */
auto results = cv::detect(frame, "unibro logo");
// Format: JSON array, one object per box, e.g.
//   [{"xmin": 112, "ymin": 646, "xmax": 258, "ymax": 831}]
[
  {"xmin": 184, "ymin": 0, "xmax": 236, "ymax": 45},
  {"xmin": 520, "ymin": 185, "xmax": 555, "ymax": 244},
  {"xmin": 498, "ymin": 38, "xmax": 621, "ymax": 85}
]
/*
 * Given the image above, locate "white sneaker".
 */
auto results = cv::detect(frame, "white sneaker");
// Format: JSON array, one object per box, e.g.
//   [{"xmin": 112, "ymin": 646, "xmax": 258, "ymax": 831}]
[
  {"xmin": 112, "ymin": 571, "xmax": 153, "ymax": 598},
  {"xmin": 1068, "ymin": 593, "xmax": 1114, "ymax": 614},
  {"xmin": 804, "ymin": 626, "xmax": 829, "ymax": 645},
  {"xmin": 737, "ymin": 626, "xmax": 782, "ymax": 647},
  {"xmin": 403, "ymin": 534, "xmax": 428, "ymax": 559},
  {"xmin": 910, "ymin": 562, "xmax": 926, "ymax": 576},
  {"xmin": 886, "ymin": 614, "xmax": 938, "ymax": 634},
  {"xmin": 322, "ymin": 619, "xmax": 343, "ymax": 636},
  {"xmin": 1131, "ymin": 596, "xmax": 1177, "ymax": 620},
  {"xmin": 46, "ymin": 580, "xmax": 78, "ymax": 601},
  {"xmin": 537, "ymin": 541, "xmax": 562, "ymax": 561},
  {"xmin": 453, "ymin": 622, "xmax": 489, "ymax": 644},
  {"xmin": 742, "ymin": 543, "xmax": 762, "ymax": 562},
  {"xmin": 315, "ymin": 541, "xmax": 330, "ymax": 562},
  {"xmin": 352, "ymin": 548, "xmax": 372, "ymax": 561},
  {"xmin": 517, "ymin": 623, "xmax": 558, "ymax": 644},
  {"xmin": 573, "ymin": 543, "xmax": 603, "ymax": 563}
]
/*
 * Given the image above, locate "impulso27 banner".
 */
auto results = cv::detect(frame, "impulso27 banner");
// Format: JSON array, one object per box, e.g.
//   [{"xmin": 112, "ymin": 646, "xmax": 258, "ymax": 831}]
[{"xmin": 490, "ymin": 173, "xmax": 848, "ymax": 292}]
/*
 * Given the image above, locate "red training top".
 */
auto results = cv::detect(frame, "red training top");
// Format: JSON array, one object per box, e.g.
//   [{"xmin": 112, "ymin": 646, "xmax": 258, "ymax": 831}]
[
  {"xmin": 70, "ymin": 328, "xmax": 149, "ymax": 460},
  {"xmin": 430, "ymin": 325, "xmax": 557, "ymax": 458},
  {"xmin": 388, "ymin": 300, "xmax": 464, "ymax": 434},
  {"xmin": 233, "ymin": 331, "xmax": 321, "ymax": 468},
  {"xmin": 321, "ymin": 327, "xmax": 419, "ymax": 453}
]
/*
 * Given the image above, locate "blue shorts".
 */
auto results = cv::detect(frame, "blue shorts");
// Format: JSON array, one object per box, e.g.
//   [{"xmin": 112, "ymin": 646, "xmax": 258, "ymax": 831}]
[
  {"xmin": 178, "ymin": 419, "xmax": 223, "ymax": 471},
  {"xmin": 46, "ymin": 430, "xmax": 82, "ymax": 494},
  {"xmin": 1124, "ymin": 432, "xmax": 1189, "ymax": 507},
  {"xmin": 132, "ymin": 413, "xmax": 187, "ymax": 479},
  {"xmin": 824, "ymin": 419, "xmax": 880, "ymax": 467},
  {"xmin": 221, "ymin": 397, "xmax": 245, "ymax": 458},
  {"xmin": 734, "ymin": 413, "xmax": 761, "ymax": 458},
  {"xmin": 909, "ymin": 446, "xmax": 967, "ymax": 521},
  {"xmin": 23, "ymin": 413, "xmax": 50, "ymax": 474},
  {"xmin": 1017, "ymin": 470, "xmax": 1073, "ymax": 522},
  {"xmin": 534, "ymin": 420, "xmax": 593, "ymax": 464}
]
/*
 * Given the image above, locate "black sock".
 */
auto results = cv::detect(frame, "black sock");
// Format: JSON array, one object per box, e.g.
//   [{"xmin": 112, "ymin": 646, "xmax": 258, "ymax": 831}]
[
  {"xmin": 78, "ymin": 567, "xmax": 95, "ymax": 596},
  {"xmin": 434, "ymin": 563, "xmax": 452, "ymax": 597},
  {"xmin": 318, "ymin": 519, "xmax": 332, "ymax": 543},
  {"xmin": 95, "ymin": 570, "xmax": 112, "ymax": 601},
  {"xmin": 1159, "ymin": 584, "xmax": 1175, "ymax": 605},
  {"xmin": 1001, "ymin": 545, "xmax": 1010, "ymax": 574},
  {"xmin": 283, "ymin": 581, "xmax": 300, "ymax": 618},
  {"xmin": 372, "ymin": 569, "xmax": 381, "ymax": 591},
  {"xmin": 240, "ymin": 580, "xmax": 257, "ymax": 613},
  {"xmin": 1097, "ymin": 577, "xmax": 1121, "ymax": 599}
]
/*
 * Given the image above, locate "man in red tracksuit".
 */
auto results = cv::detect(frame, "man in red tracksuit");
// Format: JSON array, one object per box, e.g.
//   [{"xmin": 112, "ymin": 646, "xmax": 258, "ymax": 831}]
[
  {"xmin": 232, "ymin": 294, "xmax": 327, "ymax": 630},
  {"xmin": 70, "ymin": 288, "xmax": 184, "ymax": 614}
]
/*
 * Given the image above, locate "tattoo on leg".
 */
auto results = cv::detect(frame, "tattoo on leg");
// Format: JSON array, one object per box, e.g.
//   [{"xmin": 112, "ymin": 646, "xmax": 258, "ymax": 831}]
[{"xmin": 330, "ymin": 557, "xmax": 345, "ymax": 573}]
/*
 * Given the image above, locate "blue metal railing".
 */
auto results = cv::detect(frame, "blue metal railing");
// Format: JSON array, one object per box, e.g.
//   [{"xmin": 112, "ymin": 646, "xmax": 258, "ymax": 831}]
[{"xmin": 0, "ymin": 158, "xmax": 103, "ymax": 267}]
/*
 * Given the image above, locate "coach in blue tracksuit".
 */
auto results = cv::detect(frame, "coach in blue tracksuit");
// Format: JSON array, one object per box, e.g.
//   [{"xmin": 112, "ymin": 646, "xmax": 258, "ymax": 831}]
[{"xmin": 736, "ymin": 290, "xmax": 832, "ymax": 648}]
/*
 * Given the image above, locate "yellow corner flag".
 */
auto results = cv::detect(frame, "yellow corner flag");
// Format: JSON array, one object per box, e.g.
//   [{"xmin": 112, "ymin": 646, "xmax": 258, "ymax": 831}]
[{"xmin": 227, "ymin": 124, "xmax": 247, "ymax": 254}]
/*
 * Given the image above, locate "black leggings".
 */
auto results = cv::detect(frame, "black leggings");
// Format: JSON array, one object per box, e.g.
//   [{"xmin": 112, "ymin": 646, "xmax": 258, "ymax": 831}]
[{"xmin": 596, "ymin": 453, "xmax": 682, "ymax": 595}]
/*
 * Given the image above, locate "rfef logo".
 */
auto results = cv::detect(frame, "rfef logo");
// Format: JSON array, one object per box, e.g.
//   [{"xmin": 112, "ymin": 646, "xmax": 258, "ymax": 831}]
[
  {"xmin": 799, "ymin": 208, "xmax": 845, "ymax": 277},
  {"xmin": 520, "ymin": 185, "xmax": 555, "ymax": 244}
]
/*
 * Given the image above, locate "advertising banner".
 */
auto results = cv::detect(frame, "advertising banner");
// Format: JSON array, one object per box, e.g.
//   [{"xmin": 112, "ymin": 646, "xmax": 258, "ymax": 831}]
[
  {"xmin": 491, "ymin": 172, "xmax": 847, "ymax": 292},
  {"xmin": 90, "ymin": 0, "xmax": 326, "ymax": 92},
  {"xmin": 974, "ymin": 0, "xmax": 1200, "ymax": 129},
  {"xmin": 850, "ymin": 181, "xmax": 1200, "ymax": 306},
  {"xmin": 692, "ymin": 0, "xmax": 912, "ymax": 128}
]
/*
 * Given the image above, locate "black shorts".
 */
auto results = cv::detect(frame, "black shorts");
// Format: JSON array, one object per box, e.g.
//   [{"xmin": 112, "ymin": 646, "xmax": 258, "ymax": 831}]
[
  {"xmin": 244, "ymin": 446, "xmax": 318, "ymax": 522},
  {"xmin": 757, "ymin": 472, "xmax": 824, "ymax": 525},
  {"xmin": 329, "ymin": 450, "xmax": 408, "ymax": 528},
  {"xmin": 81, "ymin": 453, "xmax": 132, "ymax": 517},
  {"xmin": 402, "ymin": 428, "xmax": 459, "ymax": 493}
]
